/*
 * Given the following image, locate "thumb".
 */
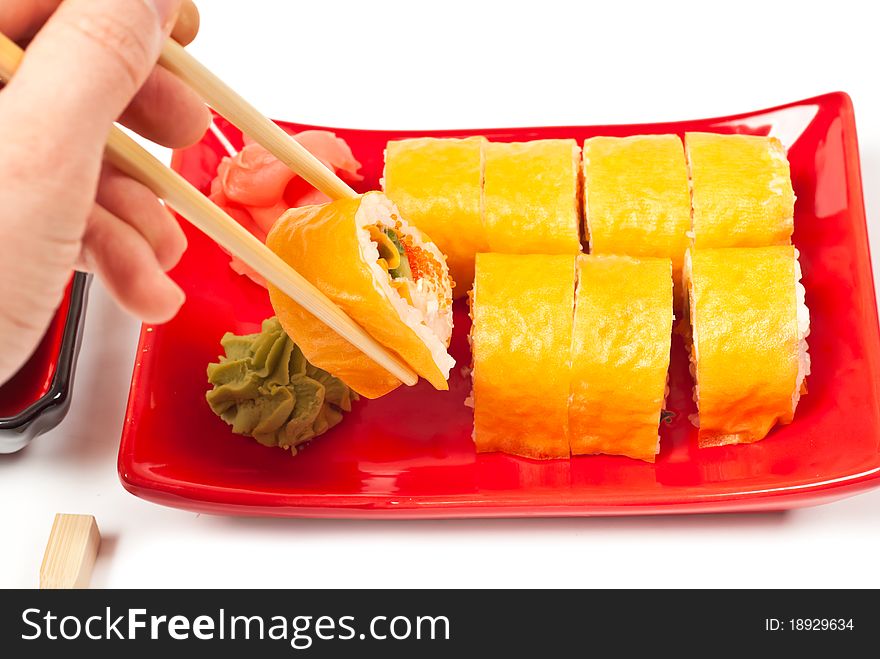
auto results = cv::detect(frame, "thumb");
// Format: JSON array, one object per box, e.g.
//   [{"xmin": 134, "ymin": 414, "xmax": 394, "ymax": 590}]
[{"xmin": 2, "ymin": 0, "xmax": 182, "ymax": 154}]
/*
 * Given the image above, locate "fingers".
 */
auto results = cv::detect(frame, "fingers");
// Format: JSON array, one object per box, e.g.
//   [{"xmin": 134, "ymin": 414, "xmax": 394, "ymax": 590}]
[
  {"xmin": 96, "ymin": 164, "xmax": 188, "ymax": 271},
  {"xmin": 0, "ymin": 0, "xmax": 199, "ymax": 44},
  {"xmin": 2, "ymin": 0, "xmax": 207, "ymax": 149},
  {"xmin": 1, "ymin": 0, "xmax": 182, "ymax": 156},
  {"xmin": 171, "ymin": 1, "xmax": 200, "ymax": 46},
  {"xmin": 80, "ymin": 204, "xmax": 185, "ymax": 324},
  {"xmin": 0, "ymin": 1, "xmax": 60, "ymax": 42},
  {"xmin": 119, "ymin": 64, "xmax": 210, "ymax": 148},
  {"xmin": 0, "ymin": 202, "xmax": 80, "ymax": 384}
]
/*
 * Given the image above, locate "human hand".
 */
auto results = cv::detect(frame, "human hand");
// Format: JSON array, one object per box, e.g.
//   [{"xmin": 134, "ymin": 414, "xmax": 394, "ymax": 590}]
[{"xmin": 0, "ymin": 0, "xmax": 210, "ymax": 384}]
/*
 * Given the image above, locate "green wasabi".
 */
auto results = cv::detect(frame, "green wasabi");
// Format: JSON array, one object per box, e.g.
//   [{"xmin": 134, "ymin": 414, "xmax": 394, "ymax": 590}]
[{"xmin": 206, "ymin": 317, "xmax": 358, "ymax": 454}]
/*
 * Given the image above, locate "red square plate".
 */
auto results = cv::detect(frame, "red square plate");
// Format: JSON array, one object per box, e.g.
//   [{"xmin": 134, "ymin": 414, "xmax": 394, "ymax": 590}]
[{"xmin": 118, "ymin": 92, "xmax": 880, "ymax": 517}]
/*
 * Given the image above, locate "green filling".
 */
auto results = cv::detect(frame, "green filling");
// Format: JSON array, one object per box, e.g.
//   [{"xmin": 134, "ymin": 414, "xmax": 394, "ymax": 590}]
[
  {"xmin": 206, "ymin": 317, "xmax": 358, "ymax": 454},
  {"xmin": 384, "ymin": 228, "xmax": 412, "ymax": 280}
]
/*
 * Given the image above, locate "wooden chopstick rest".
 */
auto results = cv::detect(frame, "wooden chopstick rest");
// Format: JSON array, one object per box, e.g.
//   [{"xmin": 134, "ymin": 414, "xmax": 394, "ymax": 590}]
[{"xmin": 40, "ymin": 514, "xmax": 101, "ymax": 589}]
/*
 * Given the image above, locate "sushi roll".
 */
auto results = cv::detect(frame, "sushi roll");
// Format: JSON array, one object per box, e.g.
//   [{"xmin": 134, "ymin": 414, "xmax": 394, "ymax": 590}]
[
  {"xmin": 582, "ymin": 135, "xmax": 691, "ymax": 299},
  {"xmin": 569, "ymin": 254, "xmax": 674, "ymax": 462},
  {"xmin": 266, "ymin": 191, "xmax": 454, "ymax": 399},
  {"xmin": 383, "ymin": 137, "xmax": 487, "ymax": 298},
  {"xmin": 685, "ymin": 132, "xmax": 795, "ymax": 248},
  {"xmin": 685, "ymin": 246, "xmax": 810, "ymax": 446},
  {"xmin": 482, "ymin": 139, "xmax": 582, "ymax": 255},
  {"xmin": 471, "ymin": 253, "xmax": 576, "ymax": 459}
]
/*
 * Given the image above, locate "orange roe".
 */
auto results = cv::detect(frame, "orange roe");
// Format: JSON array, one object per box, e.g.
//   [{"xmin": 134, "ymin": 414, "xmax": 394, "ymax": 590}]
[
  {"xmin": 403, "ymin": 240, "xmax": 432, "ymax": 282},
  {"xmin": 392, "ymin": 221, "xmax": 452, "ymax": 312}
]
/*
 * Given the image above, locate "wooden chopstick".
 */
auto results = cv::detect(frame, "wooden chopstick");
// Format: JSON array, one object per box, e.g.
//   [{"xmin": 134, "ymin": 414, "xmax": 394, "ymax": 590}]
[
  {"xmin": 160, "ymin": 39, "xmax": 358, "ymax": 201},
  {"xmin": 40, "ymin": 514, "xmax": 101, "ymax": 589},
  {"xmin": 0, "ymin": 32, "xmax": 418, "ymax": 386}
]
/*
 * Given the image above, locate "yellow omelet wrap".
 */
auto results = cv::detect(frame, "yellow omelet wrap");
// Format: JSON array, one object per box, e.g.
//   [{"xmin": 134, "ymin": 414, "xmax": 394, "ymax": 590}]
[
  {"xmin": 471, "ymin": 253, "xmax": 576, "ymax": 459},
  {"xmin": 685, "ymin": 132, "xmax": 795, "ymax": 248},
  {"xmin": 266, "ymin": 192, "xmax": 454, "ymax": 399},
  {"xmin": 383, "ymin": 137, "xmax": 487, "ymax": 298},
  {"xmin": 686, "ymin": 246, "xmax": 810, "ymax": 446},
  {"xmin": 483, "ymin": 140, "xmax": 582, "ymax": 255},
  {"xmin": 569, "ymin": 255, "xmax": 673, "ymax": 462},
  {"xmin": 582, "ymin": 135, "xmax": 691, "ymax": 299}
]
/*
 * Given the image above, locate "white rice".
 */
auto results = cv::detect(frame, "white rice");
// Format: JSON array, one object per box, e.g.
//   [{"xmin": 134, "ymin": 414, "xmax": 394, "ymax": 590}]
[
  {"xmin": 355, "ymin": 192, "xmax": 455, "ymax": 380},
  {"xmin": 768, "ymin": 140, "xmax": 797, "ymax": 210},
  {"xmin": 685, "ymin": 247, "xmax": 812, "ymax": 427},
  {"xmin": 793, "ymin": 249, "xmax": 811, "ymax": 412}
]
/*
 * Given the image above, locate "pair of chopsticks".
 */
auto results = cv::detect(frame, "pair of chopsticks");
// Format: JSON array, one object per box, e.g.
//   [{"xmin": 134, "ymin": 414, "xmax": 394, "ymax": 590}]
[{"xmin": 0, "ymin": 34, "xmax": 418, "ymax": 386}]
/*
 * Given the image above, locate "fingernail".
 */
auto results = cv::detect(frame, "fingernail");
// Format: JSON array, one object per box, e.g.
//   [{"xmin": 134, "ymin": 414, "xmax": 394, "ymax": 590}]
[
  {"xmin": 146, "ymin": 0, "xmax": 181, "ymax": 32},
  {"xmin": 175, "ymin": 292, "xmax": 186, "ymax": 311},
  {"xmin": 169, "ymin": 278, "xmax": 186, "ymax": 308}
]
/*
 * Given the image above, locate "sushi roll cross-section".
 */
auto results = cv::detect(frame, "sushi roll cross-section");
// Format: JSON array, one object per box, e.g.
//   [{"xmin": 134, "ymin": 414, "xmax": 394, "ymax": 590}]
[
  {"xmin": 482, "ymin": 139, "xmax": 582, "ymax": 255},
  {"xmin": 685, "ymin": 132, "xmax": 795, "ymax": 249},
  {"xmin": 383, "ymin": 137, "xmax": 487, "ymax": 299},
  {"xmin": 569, "ymin": 255, "xmax": 674, "ymax": 462},
  {"xmin": 685, "ymin": 245, "xmax": 810, "ymax": 446},
  {"xmin": 266, "ymin": 191, "xmax": 454, "ymax": 399},
  {"xmin": 471, "ymin": 253, "xmax": 577, "ymax": 459}
]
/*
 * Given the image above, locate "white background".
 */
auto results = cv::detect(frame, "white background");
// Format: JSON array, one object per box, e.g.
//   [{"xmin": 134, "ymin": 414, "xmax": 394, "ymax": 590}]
[{"xmin": 1, "ymin": 0, "xmax": 879, "ymax": 588}]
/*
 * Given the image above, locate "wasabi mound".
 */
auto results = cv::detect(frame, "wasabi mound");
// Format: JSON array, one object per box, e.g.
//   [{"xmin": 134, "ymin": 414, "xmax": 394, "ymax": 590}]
[{"xmin": 206, "ymin": 317, "xmax": 358, "ymax": 454}]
